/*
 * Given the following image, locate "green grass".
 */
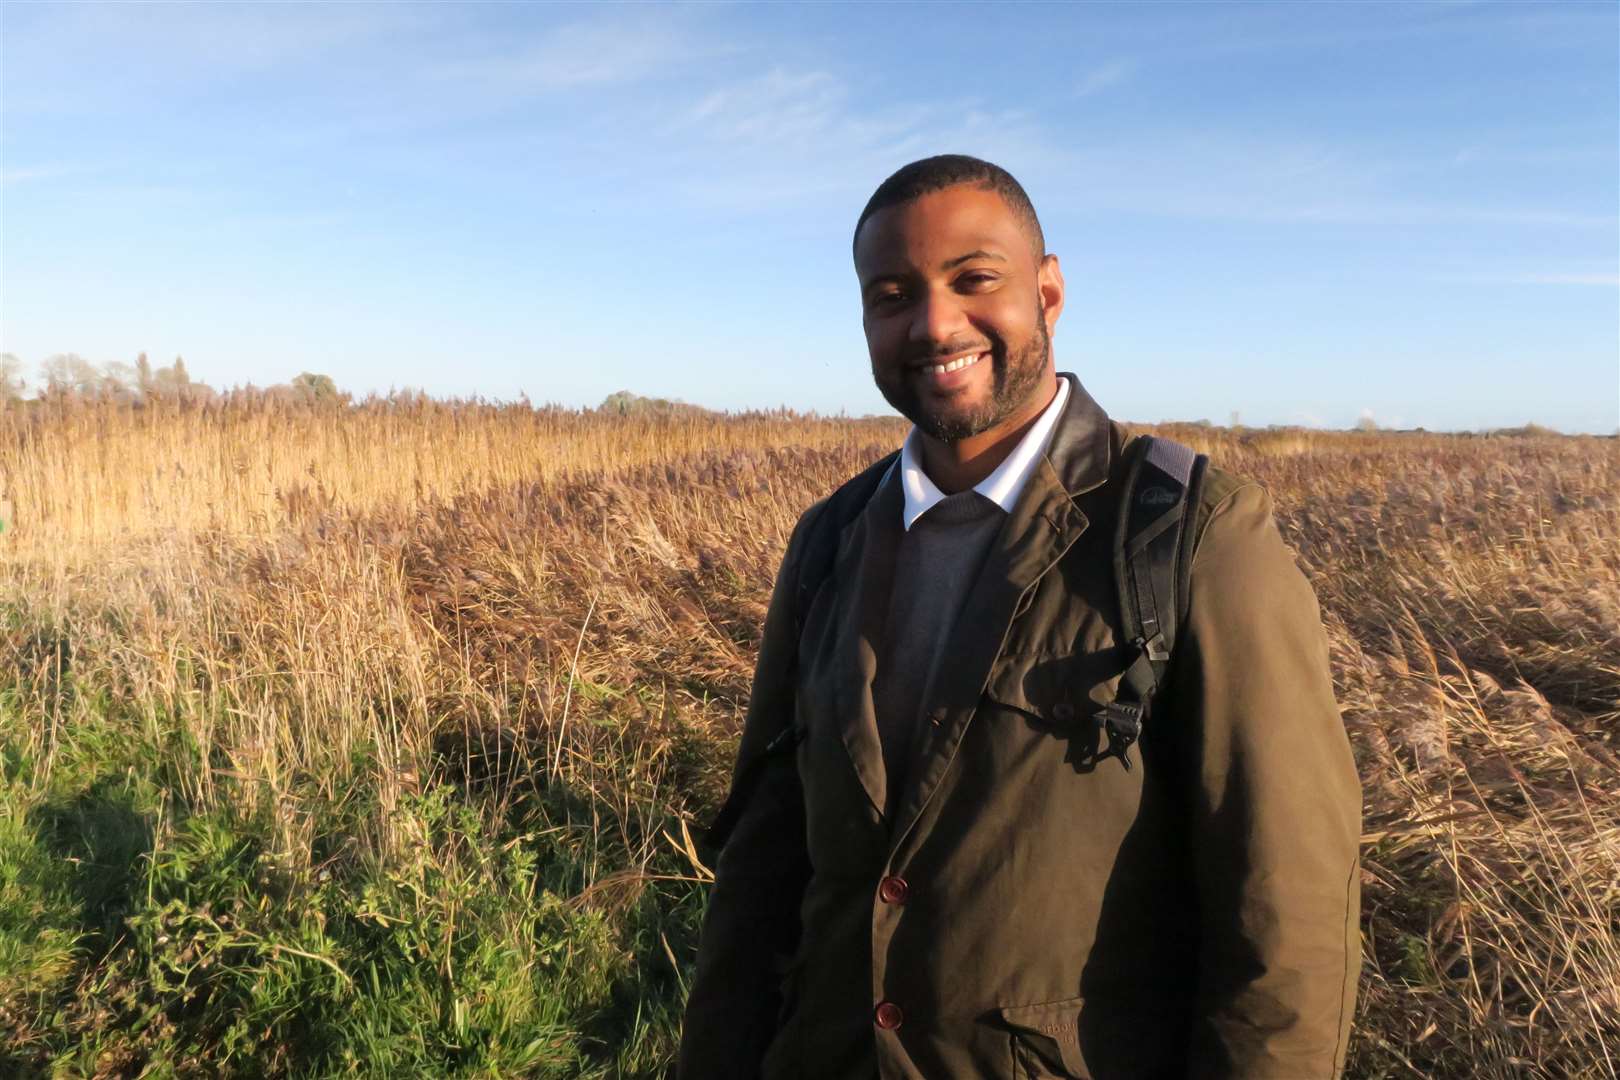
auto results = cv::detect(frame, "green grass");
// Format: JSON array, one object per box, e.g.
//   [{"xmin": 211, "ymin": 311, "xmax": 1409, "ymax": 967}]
[
  {"xmin": 4, "ymin": 417, "xmax": 1614, "ymax": 1078},
  {"xmin": 0, "ymin": 659, "xmax": 706, "ymax": 1078}
]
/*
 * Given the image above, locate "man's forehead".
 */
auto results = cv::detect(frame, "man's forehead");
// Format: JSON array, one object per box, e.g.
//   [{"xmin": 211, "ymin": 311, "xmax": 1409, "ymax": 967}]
[{"xmin": 854, "ymin": 185, "xmax": 1036, "ymax": 272}]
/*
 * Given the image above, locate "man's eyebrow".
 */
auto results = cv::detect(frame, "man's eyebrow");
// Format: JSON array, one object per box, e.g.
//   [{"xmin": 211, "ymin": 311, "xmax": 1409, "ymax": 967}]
[
  {"xmin": 941, "ymin": 249, "xmax": 1006, "ymax": 270},
  {"xmin": 858, "ymin": 249, "xmax": 1007, "ymax": 291},
  {"xmin": 859, "ymin": 270, "xmax": 907, "ymax": 292}
]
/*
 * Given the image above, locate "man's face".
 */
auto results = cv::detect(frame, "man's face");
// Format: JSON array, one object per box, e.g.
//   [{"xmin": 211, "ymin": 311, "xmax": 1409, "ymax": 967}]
[{"xmin": 855, "ymin": 184, "xmax": 1064, "ymax": 443}]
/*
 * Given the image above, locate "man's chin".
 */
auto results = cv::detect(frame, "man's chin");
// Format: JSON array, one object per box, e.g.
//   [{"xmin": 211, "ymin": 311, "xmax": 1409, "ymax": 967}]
[
  {"xmin": 879, "ymin": 381, "xmax": 998, "ymax": 442},
  {"xmin": 912, "ymin": 407, "xmax": 995, "ymax": 444}
]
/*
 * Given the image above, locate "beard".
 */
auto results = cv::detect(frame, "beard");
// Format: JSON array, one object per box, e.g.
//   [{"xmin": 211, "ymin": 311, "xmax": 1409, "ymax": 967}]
[{"xmin": 876, "ymin": 307, "xmax": 1051, "ymax": 443}]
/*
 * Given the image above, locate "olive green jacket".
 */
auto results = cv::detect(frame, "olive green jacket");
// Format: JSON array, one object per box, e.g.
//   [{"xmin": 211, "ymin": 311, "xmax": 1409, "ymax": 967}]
[{"xmin": 680, "ymin": 377, "xmax": 1361, "ymax": 1079}]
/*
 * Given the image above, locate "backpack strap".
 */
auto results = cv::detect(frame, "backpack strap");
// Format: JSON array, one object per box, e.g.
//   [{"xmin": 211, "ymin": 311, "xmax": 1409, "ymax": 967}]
[
  {"xmin": 1098, "ymin": 435, "xmax": 1208, "ymax": 771},
  {"xmin": 793, "ymin": 453, "xmax": 899, "ymax": 641},
  {"xmin": 701, "ymin": 451, "xmax": 899, "ymax": 857}
]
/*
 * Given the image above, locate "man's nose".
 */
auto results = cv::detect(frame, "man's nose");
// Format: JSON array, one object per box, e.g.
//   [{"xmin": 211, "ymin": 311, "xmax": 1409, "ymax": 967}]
[{"xmin": 908, "ymin": 285, "xmax": 970, "ymax": 348}]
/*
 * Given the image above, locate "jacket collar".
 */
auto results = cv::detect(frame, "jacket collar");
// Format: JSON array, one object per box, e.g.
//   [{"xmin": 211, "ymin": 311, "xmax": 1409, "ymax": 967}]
[
  {"xmin": 895, "ymin": 370, "xmax": 1113, "ymax": 528},
  {"xmin": 817, "ymin": 371, "xmax": 1115, "ymax": 834},
  {"xmin": 899, "ymin": 376, "xmax": 1073, "ymax": 529},
  {"xmin": 883, "ymin": 371, "xmax": 1113, "ymax": 846},
  {"xmin": 1043, "ymin": 371, "xmax": 1114, "ymax": 503}
]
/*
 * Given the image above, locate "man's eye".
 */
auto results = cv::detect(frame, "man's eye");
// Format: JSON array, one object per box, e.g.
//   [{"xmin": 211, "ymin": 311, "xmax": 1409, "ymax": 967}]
[
  {"xmin": 958, "ymin": 272, "xmax": 998, "ymax": 289},
  {"xmin": 870, "ymin": 291, "xmax": 906, "ymax": 307}
]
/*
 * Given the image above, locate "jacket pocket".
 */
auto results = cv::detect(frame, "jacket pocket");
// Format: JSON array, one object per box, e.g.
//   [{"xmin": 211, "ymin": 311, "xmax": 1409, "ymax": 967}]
[
  {"xmin": 1002, "ymin": 995, "xmax": 1089, "ymax": 1079},
  {"xmin": 983, "ymin": 651, "xmax": 1118, "ymax": 773},
  {"xmin": 773, "ymin": 943, "xmax": 809, "ymax": 1030},
  {"xmin": 984, "ymin": 650, "xmax": 1072, "ymax": 720},
  {"xmin": 984, "ymin": 648, "xmax": 1125, "ymax": 723},
  {"xmin": 759, "ymin": 954, "xmax": 806, "ymax": 1080}
]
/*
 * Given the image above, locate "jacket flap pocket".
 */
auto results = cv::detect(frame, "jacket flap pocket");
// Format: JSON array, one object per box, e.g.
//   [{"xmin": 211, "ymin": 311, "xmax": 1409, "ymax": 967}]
[
  {"xmin": 1001, "ymin": 996, "xmax": 1088, "ymax": 1077},
  {"xmin": 983, "ymin": 652, "xmax": 1071, "ymax": 720},
  {"xmin": 984, "ymin": 650, "xmax": 1121, "ymax": 727}
]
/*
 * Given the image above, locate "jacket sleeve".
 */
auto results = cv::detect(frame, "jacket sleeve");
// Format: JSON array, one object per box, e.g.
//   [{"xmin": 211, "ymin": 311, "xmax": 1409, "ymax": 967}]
[
  {"xmin": 1170, "ymin": 482, "xmax": 1361, "ymax": 1079},
  {"xmin": 677, "ymin": 507, "xmax": 820, "ymax": 1079}
]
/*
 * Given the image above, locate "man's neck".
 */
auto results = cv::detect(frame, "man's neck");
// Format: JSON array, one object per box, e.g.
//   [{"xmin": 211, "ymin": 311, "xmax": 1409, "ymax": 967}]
[{"xmin": 917, "ymin": 374, "xmax": 1059, "ymax": 495}]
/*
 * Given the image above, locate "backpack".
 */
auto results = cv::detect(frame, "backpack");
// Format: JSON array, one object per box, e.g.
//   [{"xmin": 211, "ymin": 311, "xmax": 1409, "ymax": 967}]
[{"xmin": 702, "ymin": 434, "xmax": 1209, "ymax": 856}]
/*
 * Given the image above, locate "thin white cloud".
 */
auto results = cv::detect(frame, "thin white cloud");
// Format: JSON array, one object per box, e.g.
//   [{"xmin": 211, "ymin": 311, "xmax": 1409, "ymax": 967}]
[
  {"xmin": 1261, "ymin": 204, "xmax": 1615, "ymax": 229},
  {"xmin": 1013, "ymin": 132, "xmax": 1618, "ymax": 231},
  {"xmin": 1076, "ymin": 59, "xmax": 1133, "ymax": 98},
  {"xmin": 10, "ymin": 3, "xmax": 436, "ymax": 78},
  {"xmin": 432, "ymin": 18, "xmax": 712, "ymax": 94},
  {"xmin": 1511, "ymin": 272, "xmax": 1620, "ymax": 286},
  {"xmin": 1148, "ymin": 1, "xmax": 1613, "ymax": 62},
  {"xmin": 657, "ymin": 68, "xmax": 1051, "ymax": 212},
  {"xmin": 678, "ymin": 69, "xmax": 851, "ymax": 143},
  {"xmin": 648, "ymin": 69, "xmax": 1613, "ymax": 233},
  {"xmin": 1437, "ymin": 267, "xmax": 1620, "ymax": 287},
  {"xmin": 1, "ymin": 165, "xmax": 73, "ymax": 184},
  {"xmin": 0, "ymin": 3, "xmax": 445, "ymax": 120}
]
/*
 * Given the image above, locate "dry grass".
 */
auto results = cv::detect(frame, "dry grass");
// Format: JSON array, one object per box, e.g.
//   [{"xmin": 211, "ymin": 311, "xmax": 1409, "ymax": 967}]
[
  {"xmin": 1, "ymin": 393, "xmax": 892, "ymax": 548},
  {"xmin": 0, "ymin": 394, "xmax": 1615, "ymax": 1077}
]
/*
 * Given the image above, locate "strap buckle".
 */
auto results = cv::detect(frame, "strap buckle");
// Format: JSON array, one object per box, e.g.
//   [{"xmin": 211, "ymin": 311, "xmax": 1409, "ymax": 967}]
[
  {"xmin": 763, "ymin": 725, "xmax": 804, "ymax": 756},
  {"xmin": 1096, "ymin": 700, "xmax": 1144, "ymax": 771},
  {"xmin": 1139, "ymin": 632, "xmax": 1170, "ymax": 663}
]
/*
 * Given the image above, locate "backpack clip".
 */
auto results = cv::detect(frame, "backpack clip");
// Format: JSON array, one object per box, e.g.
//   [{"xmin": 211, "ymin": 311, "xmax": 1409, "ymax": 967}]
[
  {"xmin": 1140, "ymin": 631, "xmax": 1170, "ymax": 663},
  {"xmin": 762, "ymin": 725, "xmax": 804, "ymax": 757},
  {"xmin": 701, "ymin": 724, "xmax": 805, "ymax": 859},
  {"xmin": 1096, "ymin": 700, "xmax": 1144, "ymax": 771}
]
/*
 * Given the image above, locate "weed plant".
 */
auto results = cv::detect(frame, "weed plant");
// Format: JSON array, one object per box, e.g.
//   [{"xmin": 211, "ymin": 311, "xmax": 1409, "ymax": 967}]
[{"xmin": 0, "ymin": 395, "xmax": 1615, "ymax": 1077}]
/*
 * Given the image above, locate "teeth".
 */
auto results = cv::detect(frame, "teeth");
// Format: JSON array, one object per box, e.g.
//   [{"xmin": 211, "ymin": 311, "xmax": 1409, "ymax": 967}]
[{"xmin": 929, "ymin": 352, "xmax": 983, "ymax": 376}]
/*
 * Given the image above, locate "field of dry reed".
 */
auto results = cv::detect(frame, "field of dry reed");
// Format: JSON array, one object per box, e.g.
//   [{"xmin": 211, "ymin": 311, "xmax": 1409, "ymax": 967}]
[{"xmin": 0, "ymin": 394, "xmax": 1615, "ymax": 1077}]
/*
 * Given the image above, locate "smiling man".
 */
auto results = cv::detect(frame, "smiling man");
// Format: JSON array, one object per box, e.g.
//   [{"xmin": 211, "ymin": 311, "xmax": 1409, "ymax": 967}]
[{"xmin": 679, "ymin": 156, "xmax": 1361, "ymax": 1079}]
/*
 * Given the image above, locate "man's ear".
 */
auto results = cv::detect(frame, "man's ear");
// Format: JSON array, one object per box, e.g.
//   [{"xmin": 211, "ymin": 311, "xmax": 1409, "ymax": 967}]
[{"xmin": 1038, "ymin": 253, "xmax": 1065, "ymax": 337}]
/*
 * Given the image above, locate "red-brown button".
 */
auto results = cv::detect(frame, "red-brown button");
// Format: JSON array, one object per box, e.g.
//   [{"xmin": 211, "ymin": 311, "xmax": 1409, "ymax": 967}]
[
  {"xmin": 874, "ymin": 1001, "xmax": 904, "ymax": 1029},
  {"xmin": 878, "ymin": 875, "xmax": 909, "ymax": 905}
]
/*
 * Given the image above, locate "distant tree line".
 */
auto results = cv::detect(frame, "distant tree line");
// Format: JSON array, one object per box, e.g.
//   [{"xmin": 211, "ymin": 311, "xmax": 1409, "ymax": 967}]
[
  {"xmin": 0, "ymin": 353, "xmax": 344, "ymax": 406},
  {"xmin": 597, "ymin": 390, "xmax": 711, "ymax": 417}
]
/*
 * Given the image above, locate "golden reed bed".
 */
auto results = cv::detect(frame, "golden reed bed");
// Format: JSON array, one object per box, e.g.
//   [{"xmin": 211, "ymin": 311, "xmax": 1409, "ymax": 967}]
[{"xmin": 1, "ymin": 394, "xmax": 1615, "ymax": 1077}]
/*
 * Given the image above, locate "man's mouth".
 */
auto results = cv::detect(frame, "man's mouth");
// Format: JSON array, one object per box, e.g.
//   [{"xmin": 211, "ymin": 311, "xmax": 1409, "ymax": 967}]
[{"xmin": 915, "ymin": 351, "xmax": 987, "ymax": 377}]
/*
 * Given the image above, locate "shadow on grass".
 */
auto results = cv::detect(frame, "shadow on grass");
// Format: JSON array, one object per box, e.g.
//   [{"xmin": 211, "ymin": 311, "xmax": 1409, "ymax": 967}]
[{"xmin": 26, "ymin": 778, "xmax": 154, "ymax": 959}]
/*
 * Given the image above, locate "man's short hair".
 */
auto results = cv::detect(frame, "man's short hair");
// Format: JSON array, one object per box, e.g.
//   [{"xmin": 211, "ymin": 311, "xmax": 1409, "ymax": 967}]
[{"xmin": 852, "ymin": 154, "xmax": 1046, "ymax": 258}]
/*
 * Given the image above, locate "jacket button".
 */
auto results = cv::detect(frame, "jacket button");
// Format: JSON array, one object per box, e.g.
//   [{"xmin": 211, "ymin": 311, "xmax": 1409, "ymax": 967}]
[
  {"xmin": 878, "ymin": 875, "xmax": 909, "ymax": 905},
  {"xmin": 874, "ymin": 1001, "xmax": 904, "ymax": 1030},
  {"xmin": 1053, "ymin": 702, "xmax": 1076, "ymax": 723},
  {"xmin": 928, "ymin": 708, "xmax": 945, "ymax": 727}
]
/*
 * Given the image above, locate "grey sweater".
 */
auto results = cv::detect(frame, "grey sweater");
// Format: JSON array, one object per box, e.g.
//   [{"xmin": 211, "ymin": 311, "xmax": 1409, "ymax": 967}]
[{"xmin": 871, "ymin": 489, "xmax": 1006, "ymax": 816}]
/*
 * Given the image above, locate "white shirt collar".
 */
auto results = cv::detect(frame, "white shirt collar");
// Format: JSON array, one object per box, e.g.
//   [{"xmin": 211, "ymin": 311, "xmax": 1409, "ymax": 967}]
[{"xmin": 899, "ymin": 374, "xmax": 1071, "ymax": 531}]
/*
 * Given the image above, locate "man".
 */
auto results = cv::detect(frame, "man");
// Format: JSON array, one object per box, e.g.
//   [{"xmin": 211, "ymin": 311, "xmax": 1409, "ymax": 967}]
[{"xmin": 680, "ymin": 155, "xmax": 1361, "ymax": 1079}]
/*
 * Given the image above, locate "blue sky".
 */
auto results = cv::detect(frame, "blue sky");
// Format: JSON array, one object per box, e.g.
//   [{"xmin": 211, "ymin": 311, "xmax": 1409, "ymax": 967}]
[{"xmin": 3, "ymin": 1, "xmax": 1616, "ymax": 431}]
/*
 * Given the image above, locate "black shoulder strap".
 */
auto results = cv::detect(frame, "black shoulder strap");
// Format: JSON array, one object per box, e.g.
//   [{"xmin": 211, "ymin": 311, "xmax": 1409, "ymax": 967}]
[
  {"xmin": 1097, "ymin": 434, "xmax": 1208, "ymax": 770},
  {"xmin": 793, "ymin": 451, "xmax": 899, "ymax": 639},
  {"xmin": 701, "ymin": 451, "xmax": 899, "ymax": 858}
]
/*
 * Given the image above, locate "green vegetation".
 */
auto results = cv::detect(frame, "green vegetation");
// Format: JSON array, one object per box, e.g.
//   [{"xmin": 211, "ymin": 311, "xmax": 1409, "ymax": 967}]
[
  {"xmin": 0, "ymin": 648, "xmax": 708, "ymax": 1077},
  {"xmin": 1, "ymin": 396, "xmax": 1615, "ymax": 1077},
  {"xmin": 597, "ymin": 391, "xmax": 708, "ymax": 418}
]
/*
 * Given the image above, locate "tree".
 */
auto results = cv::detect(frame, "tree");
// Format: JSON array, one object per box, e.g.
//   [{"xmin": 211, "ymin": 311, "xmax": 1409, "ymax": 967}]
[
  {"xmin": 0, "ymin": 354, "xmax": 25, "ymax": 401},
  {"xmin": 40, "ymin": 353, "xmax": 105, "ymax": 398},
  {"xmin": 289, "ymin": 371, "xmax": 340, "ymax": 403},
  {"xmin": 149, "ymin": 356, "xmax": 213, "ymax": 401},
  {"xmin": 101, "ymin": 361, "xmax": 138, "ymax": 402}
]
